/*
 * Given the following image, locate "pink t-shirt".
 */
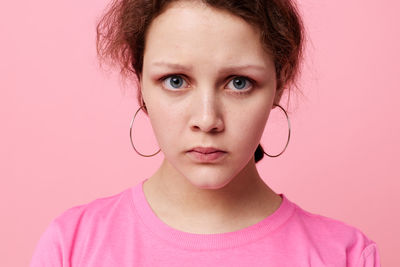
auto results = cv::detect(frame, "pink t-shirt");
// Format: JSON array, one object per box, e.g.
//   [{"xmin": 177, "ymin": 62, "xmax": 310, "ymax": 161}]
[{"xmin": 30, "ymin": 178, "xmax": 381, "ymax": 266}]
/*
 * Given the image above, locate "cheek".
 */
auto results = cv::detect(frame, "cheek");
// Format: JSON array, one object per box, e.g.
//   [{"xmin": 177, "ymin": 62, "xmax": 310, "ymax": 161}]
[
  {"xmin": 230, "ymin": 101, "xmax": 272, "ymax": 152},
  {"xmin": 146, "ymin": 101, "xmax": 183, "ymax": 151}
]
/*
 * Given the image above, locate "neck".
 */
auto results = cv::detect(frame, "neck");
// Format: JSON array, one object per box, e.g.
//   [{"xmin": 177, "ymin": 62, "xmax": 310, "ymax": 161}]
[{"xmin": 143, "ymin": 157, "xmax": 282, "ymax": 233}]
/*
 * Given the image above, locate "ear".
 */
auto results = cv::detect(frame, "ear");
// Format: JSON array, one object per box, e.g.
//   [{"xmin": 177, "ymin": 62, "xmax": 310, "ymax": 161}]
[
  {"xmin": 273, "ymin": 88, "xmax": 284, "ymax": 107},
  {"xmin": 138, "ymin": 73, "xmax": 143, "ymax": 89},
  {"xmin": 137, "ymin": 73, "xmax": 144, "ymax": 100},
  {"xmin": 137, "ymin": 73, "xmax": 149, "ymax": 115}
]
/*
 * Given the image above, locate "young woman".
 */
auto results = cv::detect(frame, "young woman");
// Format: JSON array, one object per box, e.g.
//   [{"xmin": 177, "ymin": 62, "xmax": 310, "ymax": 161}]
[{"xmin": 30, "ymin": 0, "xmax": 381, "ymax": 266}]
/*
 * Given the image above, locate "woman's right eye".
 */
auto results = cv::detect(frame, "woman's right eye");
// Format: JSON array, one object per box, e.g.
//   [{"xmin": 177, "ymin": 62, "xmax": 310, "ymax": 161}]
[{"xmin": 162, "ymin": 75, "xmax": 188, "ymax": 90}]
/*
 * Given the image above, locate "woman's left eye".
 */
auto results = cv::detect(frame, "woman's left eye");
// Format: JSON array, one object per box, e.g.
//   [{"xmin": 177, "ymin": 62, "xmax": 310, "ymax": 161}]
[{"xmin": 227, "ymin": 76, "xmax": 253, "ymax": 94}]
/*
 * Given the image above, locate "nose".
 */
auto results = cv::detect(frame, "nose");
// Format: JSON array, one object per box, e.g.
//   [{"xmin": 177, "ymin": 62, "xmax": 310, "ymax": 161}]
[{"xmin": 190, "ymin": 90, "xmax": 224, "ymax": 133}]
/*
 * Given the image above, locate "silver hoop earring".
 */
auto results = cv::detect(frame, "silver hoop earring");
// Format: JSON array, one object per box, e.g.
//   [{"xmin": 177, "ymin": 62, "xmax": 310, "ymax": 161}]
[
  {"xmin": 263, "ymin": 104, "xmax": 291, "ymax": 158},
  {"xmin": 129, "ymin": 105, "xmax": 161, "ymax": 157}
]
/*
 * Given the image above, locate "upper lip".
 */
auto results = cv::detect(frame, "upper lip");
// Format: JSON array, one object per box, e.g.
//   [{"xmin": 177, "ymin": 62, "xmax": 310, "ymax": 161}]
[{"xmin": 188, "ymin": 147, "xmax": 226, "ymax": 153}]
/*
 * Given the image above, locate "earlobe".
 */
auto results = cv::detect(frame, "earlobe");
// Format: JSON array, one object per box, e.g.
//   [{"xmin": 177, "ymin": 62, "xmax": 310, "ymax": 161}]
[
  {"xmin": 138, "ymin": 74, "xmax": 145, "ymax": 104},
  {"xmin": 140, "ymin": 96, "xmax": 148, "ymax": 115},
  {"xmin": 136, "ymin": 75, "xmax": 148, "ymax": 115}
]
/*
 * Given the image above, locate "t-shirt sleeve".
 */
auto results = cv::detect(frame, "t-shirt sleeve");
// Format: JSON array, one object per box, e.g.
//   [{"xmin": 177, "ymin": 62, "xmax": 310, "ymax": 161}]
[
  {"xmin": 29, "ymin": 220, "xmax": 64, "ymax": 267},
  {"xmin": 357, "ymin": 242, "xmax": 381, "ymax": 267}
]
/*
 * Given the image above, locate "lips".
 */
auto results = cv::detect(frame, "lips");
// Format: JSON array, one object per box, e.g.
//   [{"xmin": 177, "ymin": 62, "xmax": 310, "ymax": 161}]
[
  {"xmin": 186, "ymin": 147, "xmax": 227, "ymax": 163},
  {"xmin": 189, "ymin": 147, "xmax": 225, "ymax": 154}
]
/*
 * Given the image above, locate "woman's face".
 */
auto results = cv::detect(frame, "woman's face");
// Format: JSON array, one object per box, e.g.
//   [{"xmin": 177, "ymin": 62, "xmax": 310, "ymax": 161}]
[{"xmin": 140, "ymin": 1, "xmax": 278, "ymax": 189}]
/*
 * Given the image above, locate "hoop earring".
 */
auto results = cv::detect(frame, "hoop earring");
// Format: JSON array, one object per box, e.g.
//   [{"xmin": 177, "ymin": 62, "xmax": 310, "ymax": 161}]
[
  {"xmin": 263, "ymin": 104, "xmax": 291, "ymax": 158},
  {"xmin": 129, "ymin": 105, "xmax": 161, "ymax": 157}
]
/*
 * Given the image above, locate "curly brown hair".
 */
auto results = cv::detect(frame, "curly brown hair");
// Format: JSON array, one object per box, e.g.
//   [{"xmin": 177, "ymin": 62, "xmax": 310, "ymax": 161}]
[{"xmin": 96, "ymin": 0, "xmax": 305, "ymax": 163}]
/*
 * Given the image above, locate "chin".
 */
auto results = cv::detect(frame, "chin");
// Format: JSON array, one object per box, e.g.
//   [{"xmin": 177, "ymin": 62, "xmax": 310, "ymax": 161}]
[{"xmin": 187, "ymin": 175, "xmax": 233, "ymax": 190}]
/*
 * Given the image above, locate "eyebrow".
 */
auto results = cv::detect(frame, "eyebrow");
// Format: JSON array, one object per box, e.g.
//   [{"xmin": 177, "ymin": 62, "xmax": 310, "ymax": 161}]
[{"xmin": 151, "ymin": 61, "xmax": 267, "ymax": 74}]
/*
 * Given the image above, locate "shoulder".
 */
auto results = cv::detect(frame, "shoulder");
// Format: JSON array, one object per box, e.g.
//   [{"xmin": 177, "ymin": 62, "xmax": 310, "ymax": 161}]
[
  {"xmin": 52, "ymin": 187, "xmax": 134, "ymax": 235},
  {"xmin": 54, "ymin": 188, "xmax": 130, "ymax": 225},
  {"xmin": 30, "ymin": 186, "xmax": 136, "ymax": 266},
  {"xmin": 286, "ymin": 199, "xmax": 380, "ymax": 265},
  {"xmin": 293, "ymin": 203, "xmax": 373, "ymax": 245}
]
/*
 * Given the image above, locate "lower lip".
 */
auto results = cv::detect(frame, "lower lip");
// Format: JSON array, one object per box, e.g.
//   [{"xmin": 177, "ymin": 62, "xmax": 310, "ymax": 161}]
[{"xmin": 186, "ymin": 151, "xmax": 227, "ymax": 162}]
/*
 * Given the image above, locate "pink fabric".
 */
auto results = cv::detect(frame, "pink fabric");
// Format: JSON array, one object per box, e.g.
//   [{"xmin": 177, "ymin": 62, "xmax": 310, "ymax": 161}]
[{"xmin": 30, "ymin": 178, "xmax": 381, "ymax": 266}]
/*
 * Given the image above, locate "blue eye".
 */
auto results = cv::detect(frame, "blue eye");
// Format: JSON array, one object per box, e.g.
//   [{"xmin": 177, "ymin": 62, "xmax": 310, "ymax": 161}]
[
  {"xmin": 161, "ymin": 74, "xmax": 254, "ymax": 95},
  {"xmin": 163, "ymin": 75, "xmax": 187, "ymax": 89},
  {"xmin": 227, "ymin": 76, "xmax": 253, "ymax": 93}
]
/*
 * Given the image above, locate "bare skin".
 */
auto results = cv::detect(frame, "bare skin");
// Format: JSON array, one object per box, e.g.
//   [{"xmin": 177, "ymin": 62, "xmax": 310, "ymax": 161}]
[
  {"xmin": 143, "ymin": 158, "xmax": 282, "ymax": 234},
  {"xmin": 139, "ymin": 1, "xmax": 283, "ymax": 234}
]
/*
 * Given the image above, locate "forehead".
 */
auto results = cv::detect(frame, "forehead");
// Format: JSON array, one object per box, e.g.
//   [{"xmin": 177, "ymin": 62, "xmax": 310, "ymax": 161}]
[{"xmin": 143, "ymin": 1, "xmax": 273, "ymax": 70}]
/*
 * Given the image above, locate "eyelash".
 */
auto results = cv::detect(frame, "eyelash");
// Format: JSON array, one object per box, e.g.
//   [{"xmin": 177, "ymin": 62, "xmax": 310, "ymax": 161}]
[{"xmin": 159, "ymin": 74, "xmax": 256, "ymax": 95}]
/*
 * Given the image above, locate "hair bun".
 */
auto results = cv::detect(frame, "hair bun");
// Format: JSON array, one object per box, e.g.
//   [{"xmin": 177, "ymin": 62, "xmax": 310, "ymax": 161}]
[{"xmin": 254, "ymin": 144, "xmax": 265, "ymax": 163}]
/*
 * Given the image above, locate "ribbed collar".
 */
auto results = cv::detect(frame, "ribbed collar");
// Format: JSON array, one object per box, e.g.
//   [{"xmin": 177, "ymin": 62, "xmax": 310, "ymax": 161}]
[{"xmin": 130, "ymin": 178, "xmax": 296, "ymax": 250}]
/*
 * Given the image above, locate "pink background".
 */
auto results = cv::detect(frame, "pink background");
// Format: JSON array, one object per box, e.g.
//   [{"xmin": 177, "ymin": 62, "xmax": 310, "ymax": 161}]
[{"xmin": 1, "ymin": 0, "xmax": 398, "ymax": 266}]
